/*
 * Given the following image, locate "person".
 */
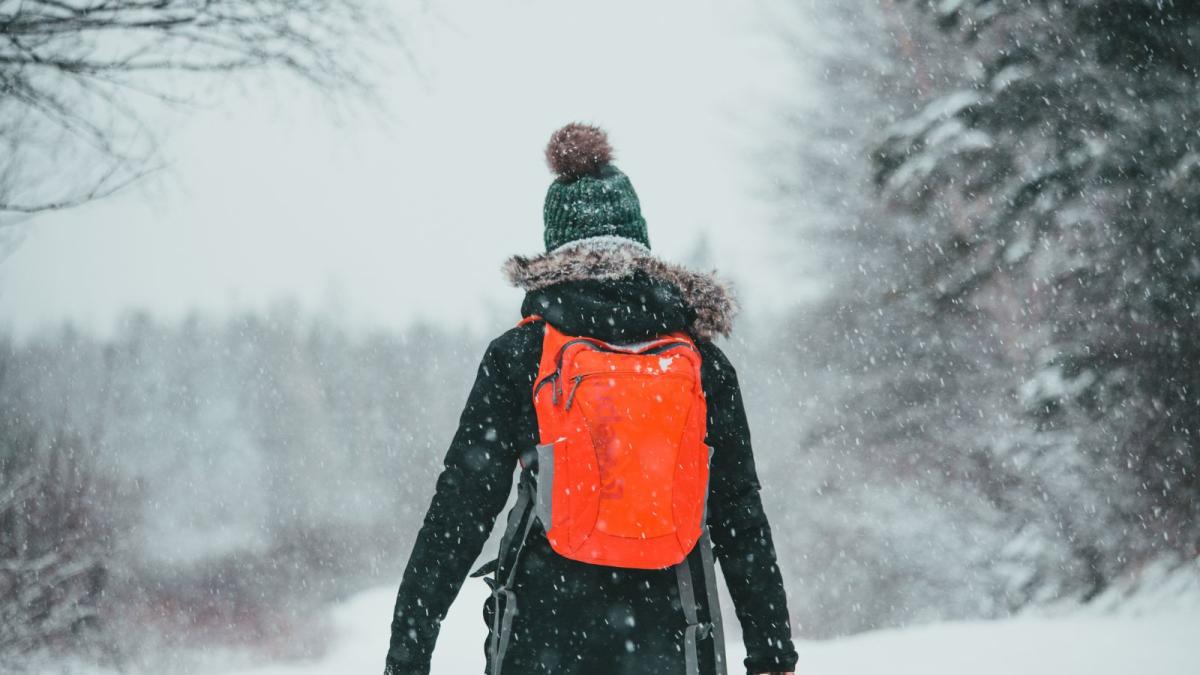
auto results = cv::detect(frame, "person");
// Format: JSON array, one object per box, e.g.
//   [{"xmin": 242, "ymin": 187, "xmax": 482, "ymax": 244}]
[{"xmin": 384, "ymin": 123, "xmax": 798, "ymax": 675}]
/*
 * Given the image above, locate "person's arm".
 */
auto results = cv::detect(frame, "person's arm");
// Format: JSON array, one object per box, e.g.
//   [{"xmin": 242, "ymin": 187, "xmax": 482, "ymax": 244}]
[
  {"xmin": 699, "ymin": 342, "xmax": 799, "ymax": 675},
  {"xmin": 384, "ymin": 326, "xmax": 540, "ymax": 675}
]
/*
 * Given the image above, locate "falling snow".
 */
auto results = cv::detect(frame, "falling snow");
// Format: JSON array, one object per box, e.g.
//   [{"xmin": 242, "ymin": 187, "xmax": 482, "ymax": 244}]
[{"xmin": 2, "ymin": 0, "xmax": 1198, "ymax": 674}]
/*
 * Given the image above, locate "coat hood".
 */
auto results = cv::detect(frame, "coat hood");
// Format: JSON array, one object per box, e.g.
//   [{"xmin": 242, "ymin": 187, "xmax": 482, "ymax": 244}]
[{"xmin": 502, "ymin": 239, "xmax": 738, "ymax": 342}]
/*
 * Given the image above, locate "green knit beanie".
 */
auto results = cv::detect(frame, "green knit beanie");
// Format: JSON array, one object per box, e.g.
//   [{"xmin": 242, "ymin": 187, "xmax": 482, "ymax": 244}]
[{"xmin": 542, "ymin": 123, "xmax": 649, "ymax": 252}]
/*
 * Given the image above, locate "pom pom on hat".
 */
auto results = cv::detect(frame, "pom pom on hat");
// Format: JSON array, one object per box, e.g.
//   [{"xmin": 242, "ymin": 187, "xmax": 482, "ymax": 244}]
[
  {"xmin": 541, "ymin": 121, "xmax": 648, "ymax": 252},
  {"xmin": 545, "ymin": 123, "xmax": 612, "ymax": 180}
]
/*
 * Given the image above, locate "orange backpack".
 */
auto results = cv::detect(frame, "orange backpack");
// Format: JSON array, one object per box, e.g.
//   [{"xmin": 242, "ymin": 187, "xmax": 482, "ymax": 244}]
[
  {"xmin": 527, "ymin": 319, "xmax": 710, "ymax": 569},
  {"xmin": 474, "ymin": 317, "xmax": 727, "ymax": 675}
]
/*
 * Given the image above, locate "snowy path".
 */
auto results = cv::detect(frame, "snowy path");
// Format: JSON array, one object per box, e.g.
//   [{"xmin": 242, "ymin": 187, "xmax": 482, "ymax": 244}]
[{"xmin": 224, "ymin": 582, "xmax": 1200, "ymax": 675}]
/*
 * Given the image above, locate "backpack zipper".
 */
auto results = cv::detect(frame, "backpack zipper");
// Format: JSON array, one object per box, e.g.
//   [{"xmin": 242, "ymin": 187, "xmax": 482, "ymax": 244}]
[
  {"xmin": 536, "ymin": 339, "xmax": 699, "ymax": 409},
  {"xmin": 563, "ymin": 371, "xmax": 694, "ymax": 412},
  {"xmin": 534, "ymin": 372, "xmax": 561, "ymax": 405}
]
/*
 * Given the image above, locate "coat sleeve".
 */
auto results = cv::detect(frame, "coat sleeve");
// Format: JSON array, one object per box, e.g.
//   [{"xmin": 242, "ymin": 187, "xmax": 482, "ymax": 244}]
[
  {"xmin": 699, "ymin": 342, "xmax": 799, "ymax": 675},
  {"xmin": 384, "ymin": 325, "xmax": 540, "ymax": 675}
]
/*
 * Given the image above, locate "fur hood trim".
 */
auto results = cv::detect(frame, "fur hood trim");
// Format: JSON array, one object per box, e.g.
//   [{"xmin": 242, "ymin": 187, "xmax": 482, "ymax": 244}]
[{"xmin": 503, "ymin": 240, "xmax": 739, "ymax": 340}]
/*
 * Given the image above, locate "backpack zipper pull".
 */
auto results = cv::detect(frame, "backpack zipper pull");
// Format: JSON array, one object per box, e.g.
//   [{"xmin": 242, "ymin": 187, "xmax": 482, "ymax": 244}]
[
  {"xmin": 534, "ymin": 372, "xmax": 560, "ymax": 405},
  {"xmin": 564, "ymin": 375, "xmax": 585, "ymax": 411}
]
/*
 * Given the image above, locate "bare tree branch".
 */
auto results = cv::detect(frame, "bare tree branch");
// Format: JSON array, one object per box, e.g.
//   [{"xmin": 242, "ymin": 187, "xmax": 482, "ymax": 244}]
[
  {"xmin": 0, "ymin": 0, "xmax": 398, "ymax": 215},
  {"xmin": 0, "ymin": 164, "xmax": 154, "ymax": 214}
]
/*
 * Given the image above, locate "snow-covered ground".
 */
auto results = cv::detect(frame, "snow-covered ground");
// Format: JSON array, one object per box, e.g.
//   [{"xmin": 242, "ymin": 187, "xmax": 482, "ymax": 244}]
[
  {"xmin": 29, "ymin": 558, "xmax": 1197, "ymax": 674},
  {"xmin": 219, "ymin": 572, "xmax": 1199, "ymax": 675}
]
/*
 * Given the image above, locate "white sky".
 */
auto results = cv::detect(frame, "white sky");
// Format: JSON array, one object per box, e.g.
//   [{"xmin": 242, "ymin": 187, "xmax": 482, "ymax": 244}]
[{"xmin": 0, "ymin": 0, "xmax": 819, "ymax": 341}]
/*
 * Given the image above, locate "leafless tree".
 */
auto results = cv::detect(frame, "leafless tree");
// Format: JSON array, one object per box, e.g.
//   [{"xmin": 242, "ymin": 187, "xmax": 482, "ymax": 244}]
[{"xmin": 0, "ymin": 0, "xmax": 401, "ymax": 218}]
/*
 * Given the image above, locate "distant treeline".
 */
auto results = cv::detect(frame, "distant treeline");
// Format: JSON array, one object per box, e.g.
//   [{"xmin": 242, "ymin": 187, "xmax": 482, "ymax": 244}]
[{"xmin": 0, "ymin": 306, "xmax": 484, "ymax": 668}]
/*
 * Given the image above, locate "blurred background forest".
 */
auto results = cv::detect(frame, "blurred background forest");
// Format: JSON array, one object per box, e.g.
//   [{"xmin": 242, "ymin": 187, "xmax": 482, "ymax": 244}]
[{"xmin": 2, "ymin": 0, "xmax": 1198, "ymax": 672}]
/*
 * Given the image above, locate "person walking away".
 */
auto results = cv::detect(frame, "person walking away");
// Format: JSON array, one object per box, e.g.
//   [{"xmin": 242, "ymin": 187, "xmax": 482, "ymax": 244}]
[{"xmin": 384, "ymin": 123, "xmax": 798, "ymax": 675}]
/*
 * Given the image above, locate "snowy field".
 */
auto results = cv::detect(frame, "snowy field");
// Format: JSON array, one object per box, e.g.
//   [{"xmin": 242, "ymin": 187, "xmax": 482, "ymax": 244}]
[{"xmin": 215, "ymin": 577, "xmax": 1200, "ymax": 675}]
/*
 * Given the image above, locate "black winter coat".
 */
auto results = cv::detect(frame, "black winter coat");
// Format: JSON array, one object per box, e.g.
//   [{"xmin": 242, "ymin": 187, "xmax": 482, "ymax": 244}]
[{"xmin": 385, "ymin": 244, "xmax": 798, "ymax": 675}]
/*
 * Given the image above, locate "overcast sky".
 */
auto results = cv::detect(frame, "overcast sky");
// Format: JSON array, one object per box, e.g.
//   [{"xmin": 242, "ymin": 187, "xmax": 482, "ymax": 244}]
[{"xmin": 0, "ymin": 0, "xmax": 820, "ymax": 341}]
